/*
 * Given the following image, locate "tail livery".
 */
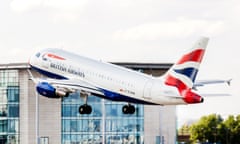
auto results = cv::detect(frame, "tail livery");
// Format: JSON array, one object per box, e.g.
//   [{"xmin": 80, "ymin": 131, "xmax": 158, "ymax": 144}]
[{"xmin": 165, "ymin": 37, "xmax": 209, "ymax": 104}]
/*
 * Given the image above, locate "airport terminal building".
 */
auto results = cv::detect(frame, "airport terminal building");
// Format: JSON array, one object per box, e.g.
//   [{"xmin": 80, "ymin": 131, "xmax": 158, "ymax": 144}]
[{"xmin": 0, "ymin": 63, "xmax": 176, "ymax": 144}]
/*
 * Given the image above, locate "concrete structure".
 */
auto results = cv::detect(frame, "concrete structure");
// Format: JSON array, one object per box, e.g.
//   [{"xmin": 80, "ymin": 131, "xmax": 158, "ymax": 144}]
[{"xmin": 0, "ymin": 62, "xmax": 176, "ymax": 144}]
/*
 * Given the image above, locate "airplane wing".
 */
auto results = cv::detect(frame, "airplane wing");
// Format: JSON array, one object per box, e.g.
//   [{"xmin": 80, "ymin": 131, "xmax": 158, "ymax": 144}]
[
  {"xmin": 193, "ymin": 79, "xmax": 232, "ymax": 87},
  {"xmin": 28, "ymin": 69, "xmax": 104, "ymax": 97},
  {"xmin": 44, "ymin": 78, "xmax": 104, "ymax": 96}
]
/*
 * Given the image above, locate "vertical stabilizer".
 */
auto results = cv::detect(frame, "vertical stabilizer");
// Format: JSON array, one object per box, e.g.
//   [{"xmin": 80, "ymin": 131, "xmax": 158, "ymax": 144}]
[{"xmin": 164, "ymin": 37, "xmax": 209, "ymax": 103}]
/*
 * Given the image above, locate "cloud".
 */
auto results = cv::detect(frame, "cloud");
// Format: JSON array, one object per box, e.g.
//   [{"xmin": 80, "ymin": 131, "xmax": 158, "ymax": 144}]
[
  {"xmin": 10, "ymin": 0, "xmax": 88, "ymax": 13},
  {"xmin": 10, "ymin": 0, "xmax": 43, "ymax": 12},
  {"xmin": 44, "ymin": 0, "xmax": 88, "ymax": 12},
  {"xmin": 113, "ymin": 18, "xmax": 225, "ymax": 41},
  {"xmin": 10, "ymin": 0, "xmax": 89, "ymax": 23}
]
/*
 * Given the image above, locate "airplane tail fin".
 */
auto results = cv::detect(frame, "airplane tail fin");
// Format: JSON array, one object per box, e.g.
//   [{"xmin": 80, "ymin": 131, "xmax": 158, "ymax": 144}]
[{"xmin": 164, "ymin": 37, "xmax": 209, "ymax": 103}]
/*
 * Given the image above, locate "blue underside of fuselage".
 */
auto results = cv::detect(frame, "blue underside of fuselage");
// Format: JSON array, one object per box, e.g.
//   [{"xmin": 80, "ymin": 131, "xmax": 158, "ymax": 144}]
[
  {"xmin": 98, "ymin": 88, "xmax": 157, "ymax": 105},
  {"xmin": 30, "ymin": 65, "xmax": 157, "ymax": 105}
]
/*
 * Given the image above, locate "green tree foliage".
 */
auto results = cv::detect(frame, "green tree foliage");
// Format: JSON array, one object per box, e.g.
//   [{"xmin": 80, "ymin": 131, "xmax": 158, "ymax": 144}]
[
  {"xmin": 190, "ymin": 114, "xmax": 223, "ymax": 143},
  {"xmin": 188, "ymin": 114, "xmax": 240, "ymax": 144},
  {"xmin": 223, "ymin": 115, "xmax": 240, "ymax": 144},
  {"xmin": 178, "ymin": 124, "xmax": 191, "ymax": 135}
]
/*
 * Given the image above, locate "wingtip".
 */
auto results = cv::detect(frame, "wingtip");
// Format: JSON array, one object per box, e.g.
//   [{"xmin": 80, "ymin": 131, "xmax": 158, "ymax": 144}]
[{"xmin": 227, "ymin": 79, "xmax": 232, "ymax": 86}]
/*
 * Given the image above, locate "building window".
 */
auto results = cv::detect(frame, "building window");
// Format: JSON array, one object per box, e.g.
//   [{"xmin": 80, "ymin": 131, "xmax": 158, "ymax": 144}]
[
  {"xmin": 40, "ymin": 137, "xmax": 49, "ymax": 144},
  {"xmin": 0, "ymin": 70, "xmax": 19, "ymax": 144},
  {"xmin": 61, "ymin": 93, "xmax": 144, "ymax": 144}
]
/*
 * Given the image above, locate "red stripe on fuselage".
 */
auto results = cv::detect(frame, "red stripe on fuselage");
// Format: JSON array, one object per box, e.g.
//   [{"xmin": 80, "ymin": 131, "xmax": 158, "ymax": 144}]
[
  {"xmin": 177, "ymin": 49, "xmax": 205, "ymax": 64},
  {"xmin": 47, "ymin": 53, "xmax": 65, "ymax": 60}
]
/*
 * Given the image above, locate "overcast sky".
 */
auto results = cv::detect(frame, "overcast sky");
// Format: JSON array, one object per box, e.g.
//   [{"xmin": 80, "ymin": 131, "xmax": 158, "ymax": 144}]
[{"xmin": 1, "ymin": 0, "xmax": 239, "ymax": 126}]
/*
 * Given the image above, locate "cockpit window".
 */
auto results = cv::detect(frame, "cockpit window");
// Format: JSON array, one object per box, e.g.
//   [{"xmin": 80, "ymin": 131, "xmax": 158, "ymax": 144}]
[
  {"xmin": 42, "ymin": 53, "xmax": 48, "ymax": 61},
  {"xmin": 35, "ymin": 52, "xmax": 41, "ymax": 58}
]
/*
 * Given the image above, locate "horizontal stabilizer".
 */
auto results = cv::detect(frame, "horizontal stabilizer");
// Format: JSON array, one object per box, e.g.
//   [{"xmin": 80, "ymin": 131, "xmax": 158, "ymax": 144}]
[
  {"xmin": 200, "ymin": 93, "xmax": 231, "ymax": 97},
  {"xmin": 194, "ymin": 79, "xmax": 232, "ymax": 87}
]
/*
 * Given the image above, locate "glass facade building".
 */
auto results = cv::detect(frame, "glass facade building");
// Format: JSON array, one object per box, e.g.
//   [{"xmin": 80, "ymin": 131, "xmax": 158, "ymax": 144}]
[
  {"xmin": 0, "ymin": 63, "xmax": 176, "ymax": 144},
  {"xmin": 0, "ymin": 70, "xmax": 19, "ymax": 144},
  {"xmin": 62, "ymin": 93, "xmax": 144, "ymax": 144}
]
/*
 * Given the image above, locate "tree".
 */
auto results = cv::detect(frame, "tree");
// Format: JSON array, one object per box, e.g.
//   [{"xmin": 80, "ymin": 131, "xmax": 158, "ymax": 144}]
[
  {"xmin": 178, "ymin": 124, "xmax": 191, "ymax": 143},
  {"xmin": 178, "ymin": 124, "xmax": 191, "ymax": 135},
  {"xmin": 190, "ymin": 114, "xmax": 223, "ymax": 143},
  {"xmin": 223, "ymin": 115, "xmax": 240, "ymax": 144},
  {"xmin": 189, "ymin": 114, "xmax": 240, "ymax": 144}
]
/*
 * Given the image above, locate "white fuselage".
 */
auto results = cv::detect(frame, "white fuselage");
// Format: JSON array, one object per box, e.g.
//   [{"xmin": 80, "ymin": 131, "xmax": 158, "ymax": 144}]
[{"xmin": 29, "ymin": 48, "xmax": 186, "ymax": 105}]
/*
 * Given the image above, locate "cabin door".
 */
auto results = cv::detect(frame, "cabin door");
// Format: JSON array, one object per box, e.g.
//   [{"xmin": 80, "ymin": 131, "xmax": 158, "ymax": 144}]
[{"xmin": 143, "ymin": 80, "xmax": 153, "ymax": 99}]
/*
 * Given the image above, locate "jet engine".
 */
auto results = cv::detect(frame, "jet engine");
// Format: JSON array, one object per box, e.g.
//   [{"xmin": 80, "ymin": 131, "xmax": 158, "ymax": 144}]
[{"xmin": 36, "ymin": 82, "xmax": 68, "ymax": 98}]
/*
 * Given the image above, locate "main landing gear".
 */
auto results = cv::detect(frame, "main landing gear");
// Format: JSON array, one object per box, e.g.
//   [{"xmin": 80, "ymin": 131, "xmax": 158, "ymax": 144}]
[
  {"xmin": 78, "ymin": 91, "xmax": 135, "ymax": 115},
  {"xmin": 122, "ymin": 104, "xmax": 135, "ymax": 114},
  {"xmin": 79, "ymin": 103, "xmax": 135, "ymax": 115},
  {"xmin": 79, "ymin": 104, "xmax": 92, "ymax": 114},
  {"xmin": 78, "ymin": 91, "xmax": 92, "ymax": 114}
]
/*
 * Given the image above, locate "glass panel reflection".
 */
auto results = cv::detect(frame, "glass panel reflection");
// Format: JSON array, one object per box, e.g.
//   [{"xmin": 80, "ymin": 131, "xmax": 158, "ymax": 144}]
[
  {"xmin": 0, "ymin": 70, "xmax": 19, "ymax": 144},
  {"xmin": 62, "ymin": 92, "xmax": 144, "ymax": 144}
]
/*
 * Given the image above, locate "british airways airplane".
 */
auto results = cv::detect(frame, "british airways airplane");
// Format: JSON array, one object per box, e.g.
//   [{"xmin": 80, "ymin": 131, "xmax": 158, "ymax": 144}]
[{"xmin": 28, "ymin": 37, "xmax": 230, "ymax": 114}]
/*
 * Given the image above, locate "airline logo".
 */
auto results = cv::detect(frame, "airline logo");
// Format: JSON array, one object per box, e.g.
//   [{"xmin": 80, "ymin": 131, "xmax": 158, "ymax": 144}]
[
  {"xmin": 164, "ymin": 47, "xmax": 205, "ymax": 103},
  {"xmin": 44, "ymin": 53, "xmax": 66, "ymax": 60}
]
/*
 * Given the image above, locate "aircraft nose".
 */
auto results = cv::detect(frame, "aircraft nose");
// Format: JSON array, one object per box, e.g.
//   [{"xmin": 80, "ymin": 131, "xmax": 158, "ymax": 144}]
[
  {"xmin": 28, "ymin": 56, "xmax": 32, "ymax": 65},
  {"xmin": 28, "ymin": 55, "xmax": 34, "ymax": 66},
  {"xmin": 29, "ymin": 52, "xmax": 40, "ymax": 66}
]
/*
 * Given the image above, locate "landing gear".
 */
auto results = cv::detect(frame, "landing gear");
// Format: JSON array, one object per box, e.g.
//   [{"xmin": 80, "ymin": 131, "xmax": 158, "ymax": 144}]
[
  {"xmin": 122, "ymin": 104, "xmax": 135, "ymax": 114},
  {"xmin": 79, "ymin": 104, "xmax": 92, "ymax": 114},
  {"xmin": 78, "ymin": 91, "xmax": 92, "ymax": 115}
]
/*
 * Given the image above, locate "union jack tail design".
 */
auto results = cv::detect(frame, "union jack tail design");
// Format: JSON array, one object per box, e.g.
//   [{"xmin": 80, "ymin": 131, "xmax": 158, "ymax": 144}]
[{"xmin": 165, "ymin": 37, "xmax": 209, "ymax": 104}]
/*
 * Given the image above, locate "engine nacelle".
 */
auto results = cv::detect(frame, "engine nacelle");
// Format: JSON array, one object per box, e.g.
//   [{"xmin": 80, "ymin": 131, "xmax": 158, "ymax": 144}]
[{"xmin": 36, "ymin": 82, "xmax": 67, "ymax": 98}]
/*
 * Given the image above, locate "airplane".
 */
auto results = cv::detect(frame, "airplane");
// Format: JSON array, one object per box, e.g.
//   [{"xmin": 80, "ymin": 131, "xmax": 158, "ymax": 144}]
[{"xmin": 28, "ymin": 37, "xmax": 230, "ymax": 115}]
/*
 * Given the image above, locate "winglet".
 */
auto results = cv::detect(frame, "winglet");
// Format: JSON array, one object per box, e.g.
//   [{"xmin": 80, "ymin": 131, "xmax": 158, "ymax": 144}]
[{"xmin": 227, "ymin": 79, "xmax": 232, "ymax": 86}]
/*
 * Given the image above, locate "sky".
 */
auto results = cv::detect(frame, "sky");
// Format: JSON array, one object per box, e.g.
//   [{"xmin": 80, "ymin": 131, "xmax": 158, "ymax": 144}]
[{"xmin": 0, "ymin": 0, "xmax": 239, "ymax": 127}]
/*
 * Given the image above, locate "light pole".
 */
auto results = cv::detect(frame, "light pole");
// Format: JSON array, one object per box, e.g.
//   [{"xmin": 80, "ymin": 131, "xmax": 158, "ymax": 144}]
[
  {"xmin": 101, "ymin": 99, "xmax": 105, "ymax": 144},
  {"xmin": 27, "ymin": 69, "xmax": 40, "ymax": 144},
  {"xmin": 35, "ymin": 91, "xmax": 39, "ymax": 144}
]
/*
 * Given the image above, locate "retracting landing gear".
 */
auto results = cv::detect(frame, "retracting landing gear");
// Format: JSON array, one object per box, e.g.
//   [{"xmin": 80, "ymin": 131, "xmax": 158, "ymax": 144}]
[
  {"xmin": 78, "ymin": 91, "xmax": 92, "ymax": 114},
  {"xmin": 122, "ymin": 104, "xmax": 135, "ymax": 114}
]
